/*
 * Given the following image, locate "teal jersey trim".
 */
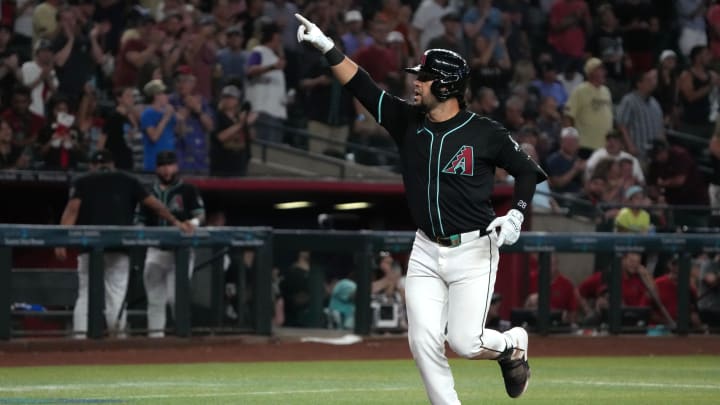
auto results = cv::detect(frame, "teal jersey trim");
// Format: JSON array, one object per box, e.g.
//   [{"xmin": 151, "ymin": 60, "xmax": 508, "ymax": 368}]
[
  {"xmin": 377, "ymin": 91, "xmax": 386, "ymax": 124},
  {"xmin": 435, "ymin": 114, "xmax": 476, "ymax": 236},
  {"xmin": 419, "ymin": 127, "xmax": 436, "ymax": 237}
]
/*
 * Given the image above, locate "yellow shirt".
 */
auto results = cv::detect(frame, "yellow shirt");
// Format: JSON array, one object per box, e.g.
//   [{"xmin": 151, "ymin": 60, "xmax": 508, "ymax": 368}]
[
  {"xmin": 564, "ymin": 82, "xmax": 613, "ymax": 150},
  {"xmin": 614, "ymin": 208, "xmax": 651, "ymax": 233}
]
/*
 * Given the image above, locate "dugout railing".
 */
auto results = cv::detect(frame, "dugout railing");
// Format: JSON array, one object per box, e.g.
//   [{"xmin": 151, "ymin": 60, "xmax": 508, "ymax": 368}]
[{"xmin": 1, "ymin": 226, "xmax": 717, "ymax": 340}]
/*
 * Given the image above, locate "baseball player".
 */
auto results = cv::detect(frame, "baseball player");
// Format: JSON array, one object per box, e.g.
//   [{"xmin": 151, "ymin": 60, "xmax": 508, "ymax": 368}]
[
  {"xmin": 296, "ymin": 14, "xmax": 547, "ymax": 404},
  {"xmin": 136, "ymin": 151, "xmax": 205, "ymax": 337},
  {"xmin": 55, "ymin": 150, "xmax": 192, "ymax": 339}
]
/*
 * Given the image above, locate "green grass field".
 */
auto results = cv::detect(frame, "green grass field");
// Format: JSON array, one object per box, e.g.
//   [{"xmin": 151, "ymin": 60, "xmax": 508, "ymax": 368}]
[{"xmin": 1, "ymin": 356, "xmax": 719, "ymax": 404}]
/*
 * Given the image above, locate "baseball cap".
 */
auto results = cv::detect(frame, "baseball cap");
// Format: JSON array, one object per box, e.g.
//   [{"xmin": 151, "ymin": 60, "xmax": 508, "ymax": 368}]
[
  {"xmin": 143, "ymin": 79, "xmax": 167, "ymax": 97},
  {"xmin": 345, "ymin": 10, "xmax": 363, "ymax": 23},
  {"xmin": 584, "ymin": 57, "xmax": 603, "ymax": 75},
  {"xmin": 91, "ymin": 149, "xmax": 114, "ymax": 164},
  {"xmin": 156, "ymin": 150, "xmax": 177, "ymax": 166},
  {"xmin": 659, "ymin": 49, "xmax": 677, "ymax": 62},
  {"xmin": 221, "ymin": 85, "xmax": 242, "ymax": 99},
  {"xmin": 624, "ymin": 185, "xmax": 644, "ymax": 200},
  {"xmin": 561, "ymin": 127, "xmax": 579, "ymax": 138}
]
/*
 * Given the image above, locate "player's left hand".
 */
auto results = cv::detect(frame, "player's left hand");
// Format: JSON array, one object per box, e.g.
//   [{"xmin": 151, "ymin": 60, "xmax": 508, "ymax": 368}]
[{"xmin": 486, "ymin": 209, "xmax": 524, "ymax": 247}]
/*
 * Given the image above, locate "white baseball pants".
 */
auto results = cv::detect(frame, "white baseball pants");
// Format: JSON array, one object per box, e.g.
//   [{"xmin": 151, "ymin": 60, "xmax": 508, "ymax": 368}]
[
  {"xmin": 73, "ymin": 252, "xmax": 130, "ymax": 338},
  {"xmin": 406, "ymin": 230, "xmax": 511, "ymax": 405},
  {"xmin": 143, "ymin": 247, "xmax": 194, "ymax": 338}
]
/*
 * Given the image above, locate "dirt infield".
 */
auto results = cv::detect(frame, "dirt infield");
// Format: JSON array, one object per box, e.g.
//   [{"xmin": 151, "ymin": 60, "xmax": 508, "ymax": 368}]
[{"xmin": 1, "ymin": 333, "xmax": 719, "ymax": 367}]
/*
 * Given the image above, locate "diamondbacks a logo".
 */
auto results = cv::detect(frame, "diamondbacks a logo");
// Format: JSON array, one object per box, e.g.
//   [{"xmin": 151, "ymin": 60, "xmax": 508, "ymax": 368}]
[{"xmin": 442, "ymin": 145, "xmax": 474, "ymax": 176}]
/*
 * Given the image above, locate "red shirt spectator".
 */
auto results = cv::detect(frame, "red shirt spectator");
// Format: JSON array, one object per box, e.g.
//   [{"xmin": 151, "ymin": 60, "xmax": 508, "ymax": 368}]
[
  {"xmin": 528, "ymin": 269, "xmax": 579, "ymax": 313},
  {"xmin": 548, "ymin": 0, "xmax": 591, "ymax": 59},
  {"xmin": 1, "ymin": 88, "xmax": 45, "ymax": 149},
  {"xmin": 708, "ymin": 5, "xmax": 720, "ymax": 60},
  {"xmin": 353, "ymin": 20, "xmax": 399, "ymax": 87},
  {"xmin": 578, "ymin": 253, "xmax": 650, "ymax": 307},
  {"xmin": 647, "ymin": 141, "xmax": 709, "ymax": 206}
]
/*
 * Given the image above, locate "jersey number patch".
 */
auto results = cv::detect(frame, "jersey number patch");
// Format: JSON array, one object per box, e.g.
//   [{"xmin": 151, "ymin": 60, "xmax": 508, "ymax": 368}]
[{"xmin": 442, "ymin": 145, "xmax": 474, "ymax": 176}]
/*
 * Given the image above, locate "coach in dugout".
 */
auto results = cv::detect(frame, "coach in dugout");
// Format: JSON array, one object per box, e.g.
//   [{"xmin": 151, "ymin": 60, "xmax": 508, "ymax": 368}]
[{"xmin": 54, "ymin": 150, "xmax": 192, "ymax": 339}]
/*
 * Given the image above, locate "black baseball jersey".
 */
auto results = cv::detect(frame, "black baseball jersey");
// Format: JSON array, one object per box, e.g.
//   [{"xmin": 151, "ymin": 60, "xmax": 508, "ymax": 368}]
[
  {"xmin": 136, "ymin": 180, "xmax": 205, "ymax": 227},
  {"xmin": 345, "ymin": 69, "xmax": 547, "ymax": 238},
  {"xmin": 70, "ymin": 169, "xmax": 149, "ymax": 226}
]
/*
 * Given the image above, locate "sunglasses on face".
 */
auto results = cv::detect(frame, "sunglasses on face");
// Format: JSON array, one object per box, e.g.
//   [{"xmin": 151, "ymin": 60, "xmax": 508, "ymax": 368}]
[{"xmin": 416, "ymin": 71, "xmax": 437, "ymax": 82}]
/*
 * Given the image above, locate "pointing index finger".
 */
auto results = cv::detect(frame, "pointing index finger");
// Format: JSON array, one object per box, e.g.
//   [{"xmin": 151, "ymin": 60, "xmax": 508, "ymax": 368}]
[{"xmin": 295, "ymin": 13, "xmax": 312, "ymax": 28}]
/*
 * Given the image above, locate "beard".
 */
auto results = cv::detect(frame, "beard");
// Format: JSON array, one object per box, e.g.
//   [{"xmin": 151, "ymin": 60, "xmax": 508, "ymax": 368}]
[{"xmin": 158, "ymin": 173, "xmax": 178, "ymax": 186}]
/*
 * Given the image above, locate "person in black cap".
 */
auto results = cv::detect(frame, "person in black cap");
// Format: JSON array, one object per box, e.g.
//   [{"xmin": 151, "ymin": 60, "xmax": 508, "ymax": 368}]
[
  {"xmin": 136, "ymin": 150, "xmax": 205, "ymax": 337},
  {"xmin": 55, "ymin": 149, "xmax": 192, "ymax": 339}
]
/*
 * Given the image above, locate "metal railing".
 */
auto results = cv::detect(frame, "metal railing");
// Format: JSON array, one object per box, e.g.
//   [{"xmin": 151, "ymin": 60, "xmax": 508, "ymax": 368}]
[{"xmin": 2, "ymin": 225, "xmax": 717, "ymax": 340}]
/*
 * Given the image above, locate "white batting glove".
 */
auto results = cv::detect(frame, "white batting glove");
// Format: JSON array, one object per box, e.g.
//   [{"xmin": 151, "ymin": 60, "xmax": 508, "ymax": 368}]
[
  {"xmin": 295, "ymin": 13, "xmax": 334, "ymax": 53},
  {"xmin": 486, "ymin": 209, "xmax": 524, "ymax": 247}
]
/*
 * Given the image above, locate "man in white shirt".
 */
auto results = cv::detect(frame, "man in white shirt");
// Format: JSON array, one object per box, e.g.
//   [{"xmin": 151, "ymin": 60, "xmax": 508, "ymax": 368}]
[
  {"xmin": 21, "ymin": 39, "xmax": 57, "ymax": 116},
  {"xmin": 411, "ymin": 0, "xmax": 454, "ymax": 53},
  {"xmin": 585, "ymin": 130, "xmax": 645, "ymax": 183}
]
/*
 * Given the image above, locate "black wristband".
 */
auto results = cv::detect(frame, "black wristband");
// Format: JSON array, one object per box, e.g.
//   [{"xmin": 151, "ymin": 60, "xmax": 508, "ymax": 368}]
[{"xmin": 324, "ymin": 46, "xmax": 345, "ymax": 66}]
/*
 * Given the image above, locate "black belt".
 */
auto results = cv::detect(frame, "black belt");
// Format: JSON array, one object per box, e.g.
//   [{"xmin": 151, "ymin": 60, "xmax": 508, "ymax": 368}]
[{"xmin": 434, "ymin": 229, "xmax": 490, "ymax": 247}]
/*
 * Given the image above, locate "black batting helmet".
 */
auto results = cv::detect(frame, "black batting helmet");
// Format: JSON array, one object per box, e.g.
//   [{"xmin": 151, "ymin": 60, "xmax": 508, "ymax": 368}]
[{"xmin": 405, "ymin": 49, "xmax": 470, "ymax": 102}]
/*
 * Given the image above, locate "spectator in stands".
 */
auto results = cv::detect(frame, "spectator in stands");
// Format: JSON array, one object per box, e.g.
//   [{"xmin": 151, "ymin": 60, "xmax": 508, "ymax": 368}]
[
  {"xmin": 14, "ymin": 0, "xmax": 36, "ymax": 51},
  {"xmin": 615, "ymin": 0, "xmax": 658, "ymax": 75},
  {"xmin": 547, "ymin": 0, "xmax": 591, "ymax": 70},
  {"xmin": 535, "ymin": 95, "xmax": 562, "ymax": 160},
  {"xmin": 591, "ymin": 157, "xmax": 624, "ymax": 211},
  {"xmin": 647, "ymin": 139, "xmax": 709, "ymax": 228},
  {"xmin": 569, "ymin": 173, "xmax": 606, "ymax": 218},
  {"xmin": 585, "ymin": 130, "xmax": 645, "ymax": 185},
  {"xmin": 678, "ymin": 45, "xmax": 718, "ymax": 140},
  {"xmin": 50, "ymin": 5, "xmax": 105, "ymax": 105},
  {"xmin": 467, "ymin": 32, "xmax": 511, "ymax": 98},
  {"xmin": 245, "ymin": 21, "xmax": 287, "ymax": 144},
  {"xmin": 525, "ymin": 254, "xmax": 579, "ymax": 325},
  {"xmin": 20, "ymin": 39, "xmax": 57, "ymax": 117},
  {"xmin": 587, "ymin": 4, "xmax": 628, "ymax": 100},
  {"xmin": 263, "ymin": 0, "xmax": 301, "ymax": 58},
  {"xmin": 710, "ymin": 132, "xmax": 720, "ymax": 225},
  {"xmin": 501, "ymin": 95, "xmax": 526, "ymax": 135},
  {"xmin": 0, "ymin": 24, "xmax": 22, "ymax": 109},
  {"xmin": 374, "ymin": 0, "xmax": 413, "ymax": 53},
  {"xmin": 654, "ymin": 50, "xmax": 679, "ymax": 125},
  {"xmin": 32, "ymin": 0, "xmax": 60, "ymax": 45},
  {"xmin": 169, "ymin": 65, "xmax": 214, "ymax": 174},
  {"xmin": 614, "ymin": 185, "xmax": 652, "ymax": 233},
  {"xmin": 112, "ymin": 11, "xmax": 162, "ymax": 90},
  {"xmin": 558, "ymin": 59, "xmax": 584, "ymax": 96},
  {"xmin": 616, "ymin": 69, "xmax": 664, "ymax": 159},
  {"xmin": 564, "ymin": 58, "xmax": 613, "ymax": 153},
  {"xmin": 427, "ymin": 11, "xmax": 467, "ymax": 59},
  {"xmin": 280, "ymin": 250, "xmax": 314, "ymax": 327},
  {"xmin": 217, "ymin": 25, "xmax": 247, "ymax": 87},
  {"xmin": 698, "ymin": 254, "xmax": 720, "ymax": 326},
  {"xmin": 99, "ymin": 87, "xmax": 139, "ymax": 171},
  {"xmin": 546, "ymin": 126, "xmax": 585, "ymax": 194},
  {"xmin": 530, "ymin": 61, "xmax": 567, "ymax": 108},
  {"xmin": 341, "ymin": 10, "xmax": 372, "ymax": 58},
  {"xmin": 676, "ymin": 0, "xmax": 708, "ymax": 58},
  {"xmin": 140, "ymin": 79, "xmax": 181, "ymax": 172},
  {"xmin": 709, "ymin": 2, "xmax": 720, "ymax": 64},
  {"xmin": 211, "ymin": 85, "xmax": 255, "ymax": 177},
  {"xmin": 178, "ymin": 15, "xmax": 217, "ymax": 101},
  {"xmin": 353, "ymin": 20, "xmax": 400, "ymax": 89},
  {"xmin": 462, "ymin": 0, "xmax": 504, "ymax": 58},
  {"xmin": 0, "ymin": 117, "xmax": 29, "ymax": 169},
  {"xmin": 385, "ymin": 30, "xmax": 411, "ymax": 97},
  {"xmin": 468, "ymin": 87, "xmax": 501, "ymax": 122},
  {"xmin": 76, "ymin": 84, "xmax": 103, "ymax": 157},
  {"xmin": 300, "ymin": 41, "xmax": 354, "ymax": 157},
  {"xmin": 411, "ymin": 0, "xmax": 453, "ymax": 53},
  {"xmin": 2, "ymin": 86, "xmax": 44, "ymax": 156},
  {"xmin": 37, "ymin": 95, "xmax": 85, "ymax": 170},
  {"xmin": 578, "ymin": 252, "xmax": 654, "ymax": 319}
]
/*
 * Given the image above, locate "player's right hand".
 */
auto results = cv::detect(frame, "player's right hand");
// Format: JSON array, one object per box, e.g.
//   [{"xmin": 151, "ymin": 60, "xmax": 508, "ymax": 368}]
[
  {"xmin": 295, "ymin": 13, "xmax": 334, "ymax": 53},
  {"xmin": 178, "ymin": 221, "xmax": 194, "ymax": 235}
]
